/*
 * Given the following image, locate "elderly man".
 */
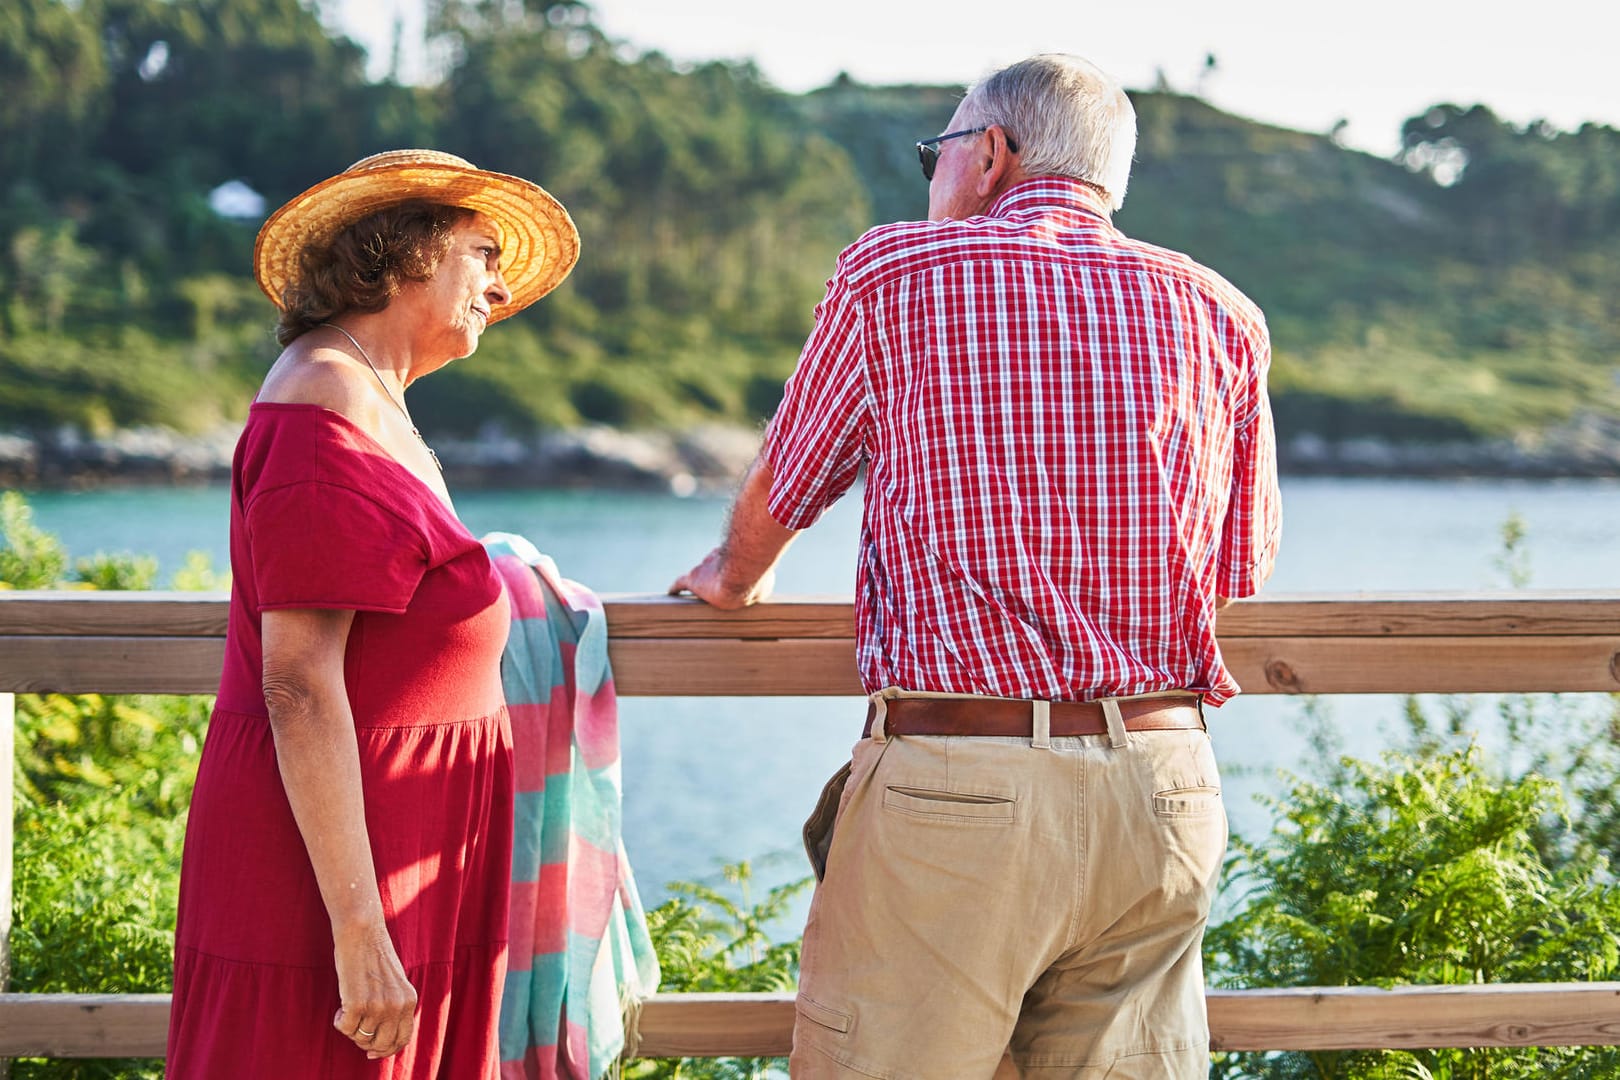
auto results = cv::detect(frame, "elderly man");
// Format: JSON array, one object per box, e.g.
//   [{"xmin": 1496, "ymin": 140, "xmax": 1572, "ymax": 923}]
[{"xmin": 671, "ymin": 53, "xmax": 1279, "ymax": 1079}]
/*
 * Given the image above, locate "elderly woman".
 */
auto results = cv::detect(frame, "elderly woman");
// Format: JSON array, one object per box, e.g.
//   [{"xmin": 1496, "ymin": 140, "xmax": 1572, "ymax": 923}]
[{"xmin": 167, "ymin": 150, "xmax": 578, "ymax": 1077}]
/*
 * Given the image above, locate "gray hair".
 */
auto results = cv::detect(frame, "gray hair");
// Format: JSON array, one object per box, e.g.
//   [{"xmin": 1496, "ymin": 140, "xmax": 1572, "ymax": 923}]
[{"xmin": 958, "ymin": 54, "xmax": 1136, "ymax": 210}]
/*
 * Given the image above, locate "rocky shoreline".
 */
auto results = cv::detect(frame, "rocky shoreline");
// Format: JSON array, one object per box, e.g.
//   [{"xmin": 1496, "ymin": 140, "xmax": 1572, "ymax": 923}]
[
  {"xmin": 1279, "ymin": 412, "xmax": 1620, "ymax": 478},
  {"xmin": 4, "ymin": 418, "xmax": 1620, "ymax": 491},
  {"xmin": 0, "ymin": 423, "xmax": 767, "ymax": 493}
]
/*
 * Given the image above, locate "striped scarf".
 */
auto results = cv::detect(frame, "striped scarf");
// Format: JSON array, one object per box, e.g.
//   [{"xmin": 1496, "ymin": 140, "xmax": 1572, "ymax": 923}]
[{"xmin": 484, "ymin": 532, "xmax": 661, "ymax": 1079}]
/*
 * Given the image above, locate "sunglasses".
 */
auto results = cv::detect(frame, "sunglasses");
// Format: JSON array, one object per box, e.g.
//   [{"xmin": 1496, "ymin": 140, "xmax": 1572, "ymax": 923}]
[{"xmin": 916, "ymin": 127, "xmax": 1019, "ymax": 181}]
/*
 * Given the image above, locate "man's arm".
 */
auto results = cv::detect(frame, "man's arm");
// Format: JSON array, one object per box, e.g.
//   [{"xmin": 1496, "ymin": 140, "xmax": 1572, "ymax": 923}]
[{"xmin": 669, "ymin": 453, "xmax": 800, "ymax": 609}]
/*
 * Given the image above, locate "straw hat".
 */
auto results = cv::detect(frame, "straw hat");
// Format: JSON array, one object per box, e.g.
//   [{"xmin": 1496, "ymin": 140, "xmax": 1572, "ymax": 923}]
[{"xmin": 253, "ymin": 149, "xmax": 580, "ymax": 323}]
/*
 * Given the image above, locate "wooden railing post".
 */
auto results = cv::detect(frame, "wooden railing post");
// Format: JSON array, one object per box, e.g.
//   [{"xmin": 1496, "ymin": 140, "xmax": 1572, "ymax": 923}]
[
  {"xmin": 2, "ymin": 691, "xmax": 11, "ymax": 989},
  {"xmin": 2, "ymin": 690, "xmax": 13, "ymax": 1080}
]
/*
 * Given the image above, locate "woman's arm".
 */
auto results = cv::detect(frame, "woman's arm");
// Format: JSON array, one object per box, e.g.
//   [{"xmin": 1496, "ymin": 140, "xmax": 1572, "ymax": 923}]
[{"xmin": 261, "ymin": 608, "xmax": 417, "ymax": 1060}]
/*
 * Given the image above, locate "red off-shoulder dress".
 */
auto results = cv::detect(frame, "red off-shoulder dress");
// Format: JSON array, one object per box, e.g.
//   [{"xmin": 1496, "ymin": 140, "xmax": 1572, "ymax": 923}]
[{"xmin": 168, "ymin": 403, "xmax": 515, "ymax": 1078}]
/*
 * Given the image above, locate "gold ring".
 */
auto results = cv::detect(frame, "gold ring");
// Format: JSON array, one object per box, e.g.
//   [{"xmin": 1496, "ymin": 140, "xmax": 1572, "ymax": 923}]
[{"xmin": 357, "ymin": 1027, "xmax": 376, "ymax": 1038}]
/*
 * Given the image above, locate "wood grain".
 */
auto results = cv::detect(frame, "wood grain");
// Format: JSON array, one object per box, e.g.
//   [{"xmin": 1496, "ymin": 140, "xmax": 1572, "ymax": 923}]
[
  {"xmin": 7, "ymin": 630, "xmax": 1620, "ymax": 696},
  {"xmin": 7, "ymin": 591, "xmax": 1620, "ymax": 640},
  {"xmin": 0, "ymin": 995, "xmax": 170, "ymax": 1057},
  {"xmin": 1222, "ymin": 635, "xmax": 1620, "ymax": 694},
  {"xmin": 1206, "ymin": 982, "xmax": 1620, "ymax": 1051},
  {"xmin": 7, "ymin": 985, "xmax": 1620, "ymax": 1059},
  {"xmin": 0, "ymin": 593, "xmax": 227, "ymax": 637},
  {"xmin": 0, "ymin": 638, "xmax": 224, "ymax": 694},
  {"xmin": 608, "ymin": 639, "xmax": 863, "ymax": 696}
]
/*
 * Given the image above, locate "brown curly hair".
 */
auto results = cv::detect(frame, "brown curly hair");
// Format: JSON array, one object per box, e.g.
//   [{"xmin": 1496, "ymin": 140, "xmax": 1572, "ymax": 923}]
[{"xmin": 274, "ymin": 200, "xmax": 474, "ymax": 346}]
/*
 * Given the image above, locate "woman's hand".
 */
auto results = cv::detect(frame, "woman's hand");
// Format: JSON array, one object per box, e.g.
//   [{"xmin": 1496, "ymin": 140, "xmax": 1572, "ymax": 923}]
[{"xmin": 332, "ymin": 919, "xmax": 418, "ymax": 1059}]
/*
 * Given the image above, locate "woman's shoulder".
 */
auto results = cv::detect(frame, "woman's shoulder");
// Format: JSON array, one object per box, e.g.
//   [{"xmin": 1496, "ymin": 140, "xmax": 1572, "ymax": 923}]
[
  {"xmin": 239, "ymin": 377, "xmax": 397, "ymax": 499},
  {"xmin": 256, "ymin": 342, "xmax": 387, "ymax": 430},
  {"xmin": 245, "ymin": 338, "xmax": 396, "ymax": 466}
]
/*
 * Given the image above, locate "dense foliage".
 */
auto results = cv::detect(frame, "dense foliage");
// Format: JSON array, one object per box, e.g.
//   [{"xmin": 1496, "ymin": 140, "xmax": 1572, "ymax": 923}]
[
  {"xmin": 0, "ymin": 0, "xmax": 867, "ymax": 437},
  {"xmin": 624, "ymin": 861, "xmax": 809, "ymax": 1079},
  {"xmin": 3, "ymin": 493, "xmax": 212, "ymax": 1079},
  {"xmin": 1208, "ymin": 743, "xmax": 1620, "ymax": 1079},
  {"xmin": 1207, "ymin": 524, "xmax": 1620, "ymax": 1078},
  {"xmin": 2, "ymin": 0, "xmax": 1618, "ymax": 446}
]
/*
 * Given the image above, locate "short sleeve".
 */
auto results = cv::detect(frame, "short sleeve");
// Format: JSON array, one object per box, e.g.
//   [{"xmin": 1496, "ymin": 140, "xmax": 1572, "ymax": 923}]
[
  {"xmin": 1216, "ymin": 347, "xmax": 1281, "ymax": 599},
  {"xmin": 763, "ymin": 265, "xmax": 870, "ymax": 530},
  {"xmin": 246, "ymin": 480, "xmax": 429, "ymax": 613}
]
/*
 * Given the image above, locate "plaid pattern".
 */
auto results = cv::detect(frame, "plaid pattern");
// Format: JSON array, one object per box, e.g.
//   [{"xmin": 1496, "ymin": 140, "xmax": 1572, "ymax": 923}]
[{"xmin": 764, "ymin": 178, "xmax": 1279, "ymax": 706}]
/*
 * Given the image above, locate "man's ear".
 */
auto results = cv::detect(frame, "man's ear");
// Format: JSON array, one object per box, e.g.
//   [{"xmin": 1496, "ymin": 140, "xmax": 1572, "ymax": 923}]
[{"xmin": 975, "ymin": 124, "xmax": 1021, "ymax": 198}]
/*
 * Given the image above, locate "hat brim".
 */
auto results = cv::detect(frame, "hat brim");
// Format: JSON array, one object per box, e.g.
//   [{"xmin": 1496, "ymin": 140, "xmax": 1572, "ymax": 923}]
[{"xmin": 253, "ymin": 161, "xmax": 580, "ymax": 325}]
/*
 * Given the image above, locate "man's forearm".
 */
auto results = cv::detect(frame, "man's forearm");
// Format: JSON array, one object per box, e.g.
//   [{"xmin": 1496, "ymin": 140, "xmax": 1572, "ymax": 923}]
[
  {"xmin": 716, "ymin": 455, "xmax": 796, "ymax": 589},
  {"xmin": 670, "ymin": 453, "xmax": 800, "ymax": 609}
]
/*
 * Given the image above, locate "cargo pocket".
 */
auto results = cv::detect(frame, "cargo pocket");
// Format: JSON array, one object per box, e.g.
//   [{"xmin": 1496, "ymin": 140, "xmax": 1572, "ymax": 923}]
[{"xmin": 796, "ymin": 993, "xmax": 853, "ymax": 1034}]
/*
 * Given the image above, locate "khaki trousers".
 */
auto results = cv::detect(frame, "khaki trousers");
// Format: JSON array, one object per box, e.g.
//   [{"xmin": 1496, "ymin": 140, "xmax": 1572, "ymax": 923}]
[{"xmin": 791, "ymin": 708, "xmax": 1225, "ymax": 1079}]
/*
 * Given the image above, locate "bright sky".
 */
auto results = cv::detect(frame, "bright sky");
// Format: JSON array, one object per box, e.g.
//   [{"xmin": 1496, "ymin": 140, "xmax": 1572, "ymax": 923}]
[{"xmin": 333, "ymin": 0, "xmax": 1620, "ymax": 157}]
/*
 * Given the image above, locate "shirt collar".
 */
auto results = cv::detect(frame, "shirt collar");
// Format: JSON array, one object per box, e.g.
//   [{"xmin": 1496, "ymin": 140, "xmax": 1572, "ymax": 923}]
[{"xmin": 988, "ymin": 176, "xmax": 1113, "ymax": 223}]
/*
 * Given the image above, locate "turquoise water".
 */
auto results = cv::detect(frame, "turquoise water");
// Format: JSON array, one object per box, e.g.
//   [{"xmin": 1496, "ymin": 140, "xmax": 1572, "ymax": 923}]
[
  {"xmin": 27, "ymin": 476, "xmax": 1620, "ymax": 594},
  {"xmin": 18, "ymin": 477, "xmax": 1620, "ymax": 905}
]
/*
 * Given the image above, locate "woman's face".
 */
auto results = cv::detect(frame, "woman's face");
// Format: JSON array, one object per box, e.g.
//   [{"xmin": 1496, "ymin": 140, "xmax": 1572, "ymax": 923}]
[{"xmin": 400, "ymin": 211, "xmax": 512, "ymax": 361}]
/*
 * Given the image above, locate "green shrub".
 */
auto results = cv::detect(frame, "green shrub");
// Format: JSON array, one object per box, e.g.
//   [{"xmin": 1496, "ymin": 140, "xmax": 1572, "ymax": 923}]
[
  {"xmin": 0, "ymin": 491, "xmax": 68, "ymax": 588},
  {"xmin": 71, "ymin": 553, "xmax": 158, "ymax": 592},
  {"xmin": 2, "ymin": 496, "xmax": 210, "ymax": 1078},
  {"xmin": 625, "ymin": 861, "xmax": 810, "ymax": 1080},
  {"xmin": 7, "ymin": 692, "xmax": 207, "ymax": 1080},
  {"xmin": 9, "ymin": 690, "xmax": 207, "ymax": 1080},
  {"xmin": 10, "ymin": 793, "xmax": 179, "ymax": 1080},
  {"xmin": 1206, "ymin": 745, "xmax": 1620, "ymax": 1079}
]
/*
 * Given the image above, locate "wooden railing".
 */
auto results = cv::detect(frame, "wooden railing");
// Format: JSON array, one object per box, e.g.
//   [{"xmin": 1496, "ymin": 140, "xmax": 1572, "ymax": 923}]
[{"xmin": 4, "ymin": 590, "xmax": 1620, "ymax": 1060}]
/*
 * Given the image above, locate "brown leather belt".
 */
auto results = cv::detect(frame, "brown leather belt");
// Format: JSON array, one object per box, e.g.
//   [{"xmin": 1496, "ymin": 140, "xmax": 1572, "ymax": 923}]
[{"xmin": 863, "ymin": 693, "xmax": 1203, "ymax": 739}]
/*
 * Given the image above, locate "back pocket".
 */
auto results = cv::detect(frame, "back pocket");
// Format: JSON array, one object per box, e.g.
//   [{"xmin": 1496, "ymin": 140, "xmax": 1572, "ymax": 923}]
[
  {"xmin": 1152, "ymin": 785, "xmax": 1222, "ymax": 818},
  {"xmin": 883, "ymin": 786, "xmax": 1016, "ymax": 823}
]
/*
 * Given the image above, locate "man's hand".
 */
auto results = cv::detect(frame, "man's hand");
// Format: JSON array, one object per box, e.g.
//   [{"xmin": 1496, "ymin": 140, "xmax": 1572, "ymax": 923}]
[{"xmin": 669, "ymin": 548, "xmax": 777, "ymax": 609}]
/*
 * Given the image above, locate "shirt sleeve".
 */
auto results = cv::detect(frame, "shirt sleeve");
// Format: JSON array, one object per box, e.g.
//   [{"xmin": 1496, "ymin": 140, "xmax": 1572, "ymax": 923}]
[
  {"xmin": 1216, "ymin": 343, "xmax": 1282, "ymax": 599},
  {"xmin": 763, "ymin": 263, "xmax": 870, "ymax": 530},
  {"xmin": 245, "ymin": 480, "xmax": 429, "ymax": 613}
]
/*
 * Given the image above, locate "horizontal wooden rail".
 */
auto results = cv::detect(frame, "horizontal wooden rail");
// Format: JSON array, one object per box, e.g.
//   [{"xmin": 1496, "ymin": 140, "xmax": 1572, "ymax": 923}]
[
  {"xmin": 5, "ymin": 983, "xmax": 1620, "ymax": 1059},
  {"xmin": 4, "ymin": 590, "xmax": 1620, "ymax": 696}
]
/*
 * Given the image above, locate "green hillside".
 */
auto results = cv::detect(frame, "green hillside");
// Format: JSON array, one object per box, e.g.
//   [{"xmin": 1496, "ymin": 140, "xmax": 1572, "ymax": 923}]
[
  {"xmin": 2, "ymin": 0, "xmax": 1617, "ymax": 452},
  {"xmin": 1117, "ymin": 95, "xmax": 1620, "ymax": 443}
]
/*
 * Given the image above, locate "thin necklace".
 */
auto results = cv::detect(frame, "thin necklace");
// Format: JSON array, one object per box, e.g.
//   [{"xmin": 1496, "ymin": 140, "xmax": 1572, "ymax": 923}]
[{"xmin": 320, "ymin": 322, "xmax": 442, "ymax": 473}]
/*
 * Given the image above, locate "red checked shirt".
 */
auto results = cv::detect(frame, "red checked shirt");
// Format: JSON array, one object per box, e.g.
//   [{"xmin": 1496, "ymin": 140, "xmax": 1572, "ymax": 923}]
[{"xmin": 763, "ymin": 177, "xmax": 1280, "ymax": 706}]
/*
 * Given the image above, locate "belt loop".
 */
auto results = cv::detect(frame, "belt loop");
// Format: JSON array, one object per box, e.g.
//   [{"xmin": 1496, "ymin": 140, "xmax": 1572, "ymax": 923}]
[
  {"xmin": 869, "ymin": 691, "xmax": 889, "ymax": 742},
  {"xmin": 1101, "ymin": 697, "xmax": 1128, "ymax": 749},
  {"xmin": 1031, "ymin": 699, "xmax": 1052, "ymax": 749},
  {"xmin": 1196, "ymin": 694, "xmax": 1208, "ymax": 732}
]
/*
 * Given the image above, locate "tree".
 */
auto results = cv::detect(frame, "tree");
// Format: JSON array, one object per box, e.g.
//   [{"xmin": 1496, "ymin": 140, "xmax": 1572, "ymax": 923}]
[
  {"xmin": 1400, "ymin": 103, "xmax": 1620, "ymax": 261},
  {"xmin": 412, "ymin": 0, "xmax": 869, "ymax": 431},
  {"xmin": 0, "ymin": 0, "xmax": 108, "ymax": 183}
]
